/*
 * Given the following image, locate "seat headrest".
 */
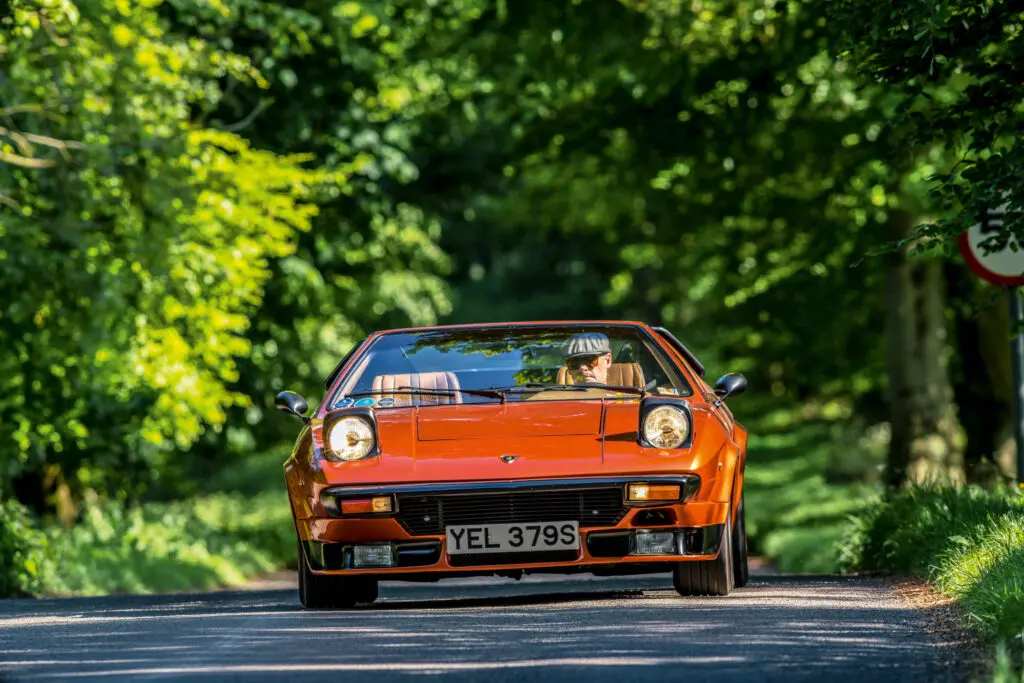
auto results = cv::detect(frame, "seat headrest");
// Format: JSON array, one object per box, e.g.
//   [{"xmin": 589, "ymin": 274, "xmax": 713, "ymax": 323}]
[
  {"xmin": 370, "ymin": 372, "xmax": 462, "ymax": 405},
  {"xmin": 555, "ymin": 363, "xmax": 645, "ymax": 388}
]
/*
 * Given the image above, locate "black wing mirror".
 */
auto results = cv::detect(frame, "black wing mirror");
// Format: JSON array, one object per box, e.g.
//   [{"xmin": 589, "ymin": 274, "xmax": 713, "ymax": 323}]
[
  {"xmin": 275, "ymin": 390, "xmax": 309, "ymax": 422},
  {"xmin": 712, "ymin": 374, "xmax": 747, "ymax": 405}
]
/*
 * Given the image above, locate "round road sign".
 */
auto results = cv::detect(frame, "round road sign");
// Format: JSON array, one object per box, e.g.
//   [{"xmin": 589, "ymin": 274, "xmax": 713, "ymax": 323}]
[{"xmin": 958, "ymin": 211, "xmax": 1024, "ymax": 287}]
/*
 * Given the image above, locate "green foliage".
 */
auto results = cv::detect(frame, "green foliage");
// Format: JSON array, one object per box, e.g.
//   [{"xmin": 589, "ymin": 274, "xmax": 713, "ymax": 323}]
[
  {"xmin": 22, "ymin": 491, "xmax": 293, "ymax": 597},
  {"xmin": 420, "ymin": 0, "xmax": 943, "ymax": 414},
  {"xmin": 0, "ymin": 500, "xmax": 48, "ymax": 597},
  {"xmin": 0, "ymin": 0, "xmax": 1015, "ymax": 620},
  {"xmin": 821, "ymin": 0, "xmax": 1024, "ymax": 250},
  {"xmin": 743, "ymin": 404, "xmax": 877, "ymax": 573},
  {"xmin": 841, "ymin": 485, "xmax": 1024, "ymax": 642},
  {"xmin": 1, "ymin": 445, "xmax": 293, "ymax": 599},
  {"xmin": 993, "ymin": 643, "xmax": 1024, "ymax": 683},
  {"xmin": 163, "ymin": 0, "xmax": 463, "ymax": 457},
  {"xmin": 0, "ymin": 0, "xmax": 328, "ymax": 498}
]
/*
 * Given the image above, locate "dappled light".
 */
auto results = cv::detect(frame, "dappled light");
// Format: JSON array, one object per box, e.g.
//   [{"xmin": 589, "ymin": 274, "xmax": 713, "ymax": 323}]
[
  {"xmin": 1, "ymin": 0, "xmax": 1022, "ymax": 678},
  {"xmin": 0, "ymin": 576, "xmax": 958, "ymax": 681}
]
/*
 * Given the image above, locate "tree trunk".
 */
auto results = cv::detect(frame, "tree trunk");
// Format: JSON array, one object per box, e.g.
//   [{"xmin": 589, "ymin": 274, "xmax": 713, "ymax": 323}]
[
  {"xmin": 947, "ymin": 263, "xmax": 1013, "ymax": 485},
  {"xmin": 883, "ymin": 209, "xmax": 961, "ymax": 487}
]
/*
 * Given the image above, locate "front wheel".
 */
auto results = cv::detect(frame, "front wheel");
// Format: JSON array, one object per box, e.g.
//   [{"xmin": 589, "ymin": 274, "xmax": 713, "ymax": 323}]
[
  {"xmin": 297, "ymin": 540, "xmax": 379, "ymax": 609},
  {"xmin": 672, "ymin": 515, "xmax": 734, "ymax": 596}
]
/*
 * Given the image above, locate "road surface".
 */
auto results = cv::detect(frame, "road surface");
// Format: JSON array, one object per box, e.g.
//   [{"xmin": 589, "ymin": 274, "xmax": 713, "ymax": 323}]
[{"xmin": 0, "ymin": 571, "xmax": 968, "ymax": 682}]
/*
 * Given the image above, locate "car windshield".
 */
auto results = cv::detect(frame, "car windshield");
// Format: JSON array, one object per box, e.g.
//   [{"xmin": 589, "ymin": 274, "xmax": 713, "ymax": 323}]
[{"xmin": 327, "ymin": 325, "xmax": 693, "ymax": 409}]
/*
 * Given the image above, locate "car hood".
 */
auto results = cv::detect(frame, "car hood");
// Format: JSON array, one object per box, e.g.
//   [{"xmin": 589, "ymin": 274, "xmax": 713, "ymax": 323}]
[
  {"xmin": 416, "ymin": 402, "xmax": 602, "ymax": 440},
  {"xmin": 320, "ymin": 400, "xmax": 720, "ymax": 485}
]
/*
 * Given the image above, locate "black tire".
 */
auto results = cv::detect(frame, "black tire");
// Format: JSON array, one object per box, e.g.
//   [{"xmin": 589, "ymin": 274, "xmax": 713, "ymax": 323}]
[
  {"xmin": 732, "ymin": 494, "xmax": 749, "ymax": 588},
  {"xmin": 297, "ymin": 540, "xmax": 379, "ymax": 609},
  {"xmin": 672, "ymin": 514, "xmax": 734, "ymax": 596}
]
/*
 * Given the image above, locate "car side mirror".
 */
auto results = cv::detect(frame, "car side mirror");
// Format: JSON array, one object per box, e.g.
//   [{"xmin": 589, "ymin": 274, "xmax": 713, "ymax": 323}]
[
  {"xmin": 275, "ymin": 391, "xmax": 309, "ymax": 422},
  {"xmin": 713, "ymin": 373, "xmax": 747, "ymax": 404}
]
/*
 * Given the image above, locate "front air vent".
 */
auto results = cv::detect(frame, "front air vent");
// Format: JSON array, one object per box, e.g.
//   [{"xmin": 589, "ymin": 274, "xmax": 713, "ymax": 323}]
[{"xmin": 395, "ymin": 487, "xmax": 626, "ymax": 536}]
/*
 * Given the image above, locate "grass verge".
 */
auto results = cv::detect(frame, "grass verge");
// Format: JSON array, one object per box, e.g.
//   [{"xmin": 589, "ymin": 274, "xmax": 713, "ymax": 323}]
[{"xmin": 840, "ymin": 485, "xmax": 1024, "ymax": 679}]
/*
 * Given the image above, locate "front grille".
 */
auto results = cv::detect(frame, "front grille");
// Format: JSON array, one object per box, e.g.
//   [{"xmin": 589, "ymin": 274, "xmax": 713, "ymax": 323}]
[{"xmin": 395, "ymin": 487, "xmax": 627, "ymax": 536}]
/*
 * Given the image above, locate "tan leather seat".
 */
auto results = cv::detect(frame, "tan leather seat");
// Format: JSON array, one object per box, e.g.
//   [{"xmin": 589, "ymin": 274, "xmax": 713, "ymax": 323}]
[
  {"xmin": 555, "ymin": 363, "xmax": 645, "ymax": 388},
  {"xmin": 371, "ymin": 372, "xmax": 462, "ymax": 405}
]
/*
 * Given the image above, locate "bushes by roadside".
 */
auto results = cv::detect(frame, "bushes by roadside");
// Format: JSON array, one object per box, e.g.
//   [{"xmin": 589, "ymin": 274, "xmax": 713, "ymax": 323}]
[
  {"xmin": 840, "ymin": 485, "xmax": 1024, "ymax": 652},
  {"xmin": 0, "ymin": 491, "xmax": 294, "ymax": 598},
  {"xmin": 0, "ymin": 500, "xmax": 48, "ymax": 597},
  {"xmin": 743, "ymin": 411, "xmax": 879, "ymax": 573}
]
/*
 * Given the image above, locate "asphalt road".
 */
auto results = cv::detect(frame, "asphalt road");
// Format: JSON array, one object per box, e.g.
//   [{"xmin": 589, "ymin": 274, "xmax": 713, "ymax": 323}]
[{"xmin": 0, "ymin": 571, "xmax": 967, "ymax": 683}]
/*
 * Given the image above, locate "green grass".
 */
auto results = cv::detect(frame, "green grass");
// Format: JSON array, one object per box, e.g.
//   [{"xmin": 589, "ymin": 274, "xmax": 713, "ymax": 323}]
[
  {"xmin": 993, "ymin": 643, "xmax": 1024, "ymax": 683},
  {"xmin": 840, "ymin": 485, "xmax": 1024, "ymax": 643}
]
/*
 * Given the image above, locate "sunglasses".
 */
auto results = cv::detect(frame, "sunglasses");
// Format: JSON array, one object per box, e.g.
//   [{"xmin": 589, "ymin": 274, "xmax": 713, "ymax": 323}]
[{"xmin": 570, "ymin": 354, "xmax": 604, "ymax": 369}]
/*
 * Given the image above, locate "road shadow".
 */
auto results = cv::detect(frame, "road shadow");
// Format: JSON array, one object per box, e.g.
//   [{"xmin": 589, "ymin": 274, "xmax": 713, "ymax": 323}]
[{"xmin": 0, "ymin": 575, "xmax": 972, "ymax": 683}]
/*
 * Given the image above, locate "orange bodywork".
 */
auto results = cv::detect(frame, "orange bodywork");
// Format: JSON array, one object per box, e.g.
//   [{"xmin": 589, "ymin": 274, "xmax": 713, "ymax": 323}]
[{"xmin": 284, "ymin": 320, "xmax": 747, "ymax": 579}]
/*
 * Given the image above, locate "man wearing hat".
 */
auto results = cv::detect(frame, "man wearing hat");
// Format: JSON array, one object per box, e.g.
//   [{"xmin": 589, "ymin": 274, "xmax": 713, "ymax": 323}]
[{"xmin": 564, "ymin": 332, "xmax": 614, "ymax": 385}]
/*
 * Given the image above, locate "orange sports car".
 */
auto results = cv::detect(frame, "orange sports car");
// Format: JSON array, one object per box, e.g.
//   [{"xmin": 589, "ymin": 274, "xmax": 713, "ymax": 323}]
[{"xmin": 276, "ymin": 321, "xmax": 748, "ymax": 608}]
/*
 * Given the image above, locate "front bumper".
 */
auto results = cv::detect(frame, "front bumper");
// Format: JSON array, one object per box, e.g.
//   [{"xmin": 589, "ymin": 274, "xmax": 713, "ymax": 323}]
[{"xmin": 295, "ymin": 475, "xmax": 729, "ymax": 576}]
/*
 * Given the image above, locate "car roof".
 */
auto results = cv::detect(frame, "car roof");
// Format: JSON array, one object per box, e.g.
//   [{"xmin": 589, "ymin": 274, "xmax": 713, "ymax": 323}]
[{"xmin": 364, "ymin": 320, "xmax": 653, "ymax": 337}]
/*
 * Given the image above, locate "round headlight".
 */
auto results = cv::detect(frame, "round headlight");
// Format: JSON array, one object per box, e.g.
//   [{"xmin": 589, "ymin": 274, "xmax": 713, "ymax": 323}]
[
  {"xmin": 642, "ymin": 405, "xmax": 690, "ymax": 449},
  {"xmin": 326, "ymin": 416, "xmax": 376, "ymax": 461}
]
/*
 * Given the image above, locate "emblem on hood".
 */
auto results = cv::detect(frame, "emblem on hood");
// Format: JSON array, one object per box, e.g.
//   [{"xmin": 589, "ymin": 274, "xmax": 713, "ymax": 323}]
[{"xmin": 500, "ymin": 454, "xmax": 518, "ymax": 464}]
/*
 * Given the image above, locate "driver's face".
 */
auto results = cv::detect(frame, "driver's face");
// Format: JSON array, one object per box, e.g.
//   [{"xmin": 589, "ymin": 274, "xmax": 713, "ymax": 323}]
[{"xmin": 568, "ymin": 353, "xmax": 612, "ymax": 384}]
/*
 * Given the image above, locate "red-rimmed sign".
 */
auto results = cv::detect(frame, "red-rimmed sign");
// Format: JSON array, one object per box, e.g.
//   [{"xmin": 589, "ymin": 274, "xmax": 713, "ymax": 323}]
[
  {"xmin": 961, "ymin": 205, "xmax": 1024, "ymax": 487},
  {"xmin": 958, "ymin": 212, "xmax": 1024, "ymax": 287}
]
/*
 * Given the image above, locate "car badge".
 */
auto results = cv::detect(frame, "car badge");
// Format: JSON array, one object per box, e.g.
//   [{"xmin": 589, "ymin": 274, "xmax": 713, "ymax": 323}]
[{"xmin": 500, "ymin": 455, "xmax": 518, "ymax": 464}]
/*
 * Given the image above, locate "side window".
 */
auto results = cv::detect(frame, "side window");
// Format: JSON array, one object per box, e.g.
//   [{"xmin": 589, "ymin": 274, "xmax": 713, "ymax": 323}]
[{"xmin": 652, "ymin": 326, "xmax": 706, "ymax": 378}]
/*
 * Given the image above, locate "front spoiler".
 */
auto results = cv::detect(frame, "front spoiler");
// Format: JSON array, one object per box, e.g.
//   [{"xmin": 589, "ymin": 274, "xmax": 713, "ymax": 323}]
[{"xmin": 300, "ymin": 524, "xmax": 724, "ymax": 578}]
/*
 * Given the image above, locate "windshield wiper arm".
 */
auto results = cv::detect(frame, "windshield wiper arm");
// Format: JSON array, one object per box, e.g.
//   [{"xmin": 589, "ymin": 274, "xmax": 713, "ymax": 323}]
[
  {"xmin": 494, "ymin": 381, "xmax": 657, "ymax": 395},
  {"xmin": 346, "ymin": 386, "xmax": 507, "ymax": 403},
  {"xmin": 494, "ymin": 383, "xmax": 589, "ymax": 393},
  {"xmin": 513, "ymin": 380, "xmax": 657, "ymax": 395}
]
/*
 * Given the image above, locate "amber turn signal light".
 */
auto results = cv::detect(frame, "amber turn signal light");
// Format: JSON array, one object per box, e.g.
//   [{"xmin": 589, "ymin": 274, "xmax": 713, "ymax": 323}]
[
  {"xmin": 340, "ymin": 496, "xmax": 393, "ymax": 514},
  {"xmin": 628, "ymin": 484, "xmax": 681, "ymax": 502}
]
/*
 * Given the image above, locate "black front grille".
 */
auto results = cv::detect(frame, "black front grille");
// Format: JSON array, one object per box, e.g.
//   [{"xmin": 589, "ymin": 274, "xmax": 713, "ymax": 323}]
[{"xmin": 395, "ymin": 487, "xmax": 627, "ymax": 536}]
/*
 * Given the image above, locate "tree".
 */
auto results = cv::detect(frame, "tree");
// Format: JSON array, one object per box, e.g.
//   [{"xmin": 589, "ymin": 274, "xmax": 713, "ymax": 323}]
[
  {"xmin": 819, "ymin": 0, "xmax": 1024, "ymax": 484},
  {"xmin": 822, "ymin": 0, "xmax": 1024, "ymax": 251},
  {"xmin": 0, "ymin": 0, "xmax": 324, "ymax": 510}
]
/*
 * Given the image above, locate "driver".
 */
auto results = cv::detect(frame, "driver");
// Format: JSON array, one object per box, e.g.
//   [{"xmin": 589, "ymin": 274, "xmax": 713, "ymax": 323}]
[{"xmin": 565, "ymin": 332, "xmax": 613, "ymax": 384}]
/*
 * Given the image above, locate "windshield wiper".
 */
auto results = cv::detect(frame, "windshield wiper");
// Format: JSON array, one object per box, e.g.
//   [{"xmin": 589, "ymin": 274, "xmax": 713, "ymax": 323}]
[
  {"xmin": 495, "ymin": 379, "xmax": 657, "ymax": 396},
  {"xmin": 497, "ymin": 383, "xmax": 589, "ymax": 393},
  {"xmin": 346, "ymin": 386, "xmax": 507, "ymax": 403}
]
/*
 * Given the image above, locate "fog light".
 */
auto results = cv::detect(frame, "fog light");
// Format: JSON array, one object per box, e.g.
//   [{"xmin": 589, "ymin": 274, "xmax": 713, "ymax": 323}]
[
  {"xmin": 352, "ymin": 544, "xmax": 394, "ymax": 568},
  {"xmin": 628, "ymin": 484, "xmax": 681, "ymax": 502},
  {"xmin": 632, "ymin": 530, "xmax": 677, "ymax": 555}
]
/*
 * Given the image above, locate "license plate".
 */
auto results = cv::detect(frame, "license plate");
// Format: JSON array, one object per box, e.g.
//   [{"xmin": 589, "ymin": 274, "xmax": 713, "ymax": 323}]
[{"xmin": 445, "ymin": 521, "xmax": 580, "ymax": 555}]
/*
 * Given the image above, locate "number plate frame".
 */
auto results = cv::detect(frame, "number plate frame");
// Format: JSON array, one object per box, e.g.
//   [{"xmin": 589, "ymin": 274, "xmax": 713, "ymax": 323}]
[{"xmin": 445, "ymin": 521, "xmax": 580, "ymax": 555}]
